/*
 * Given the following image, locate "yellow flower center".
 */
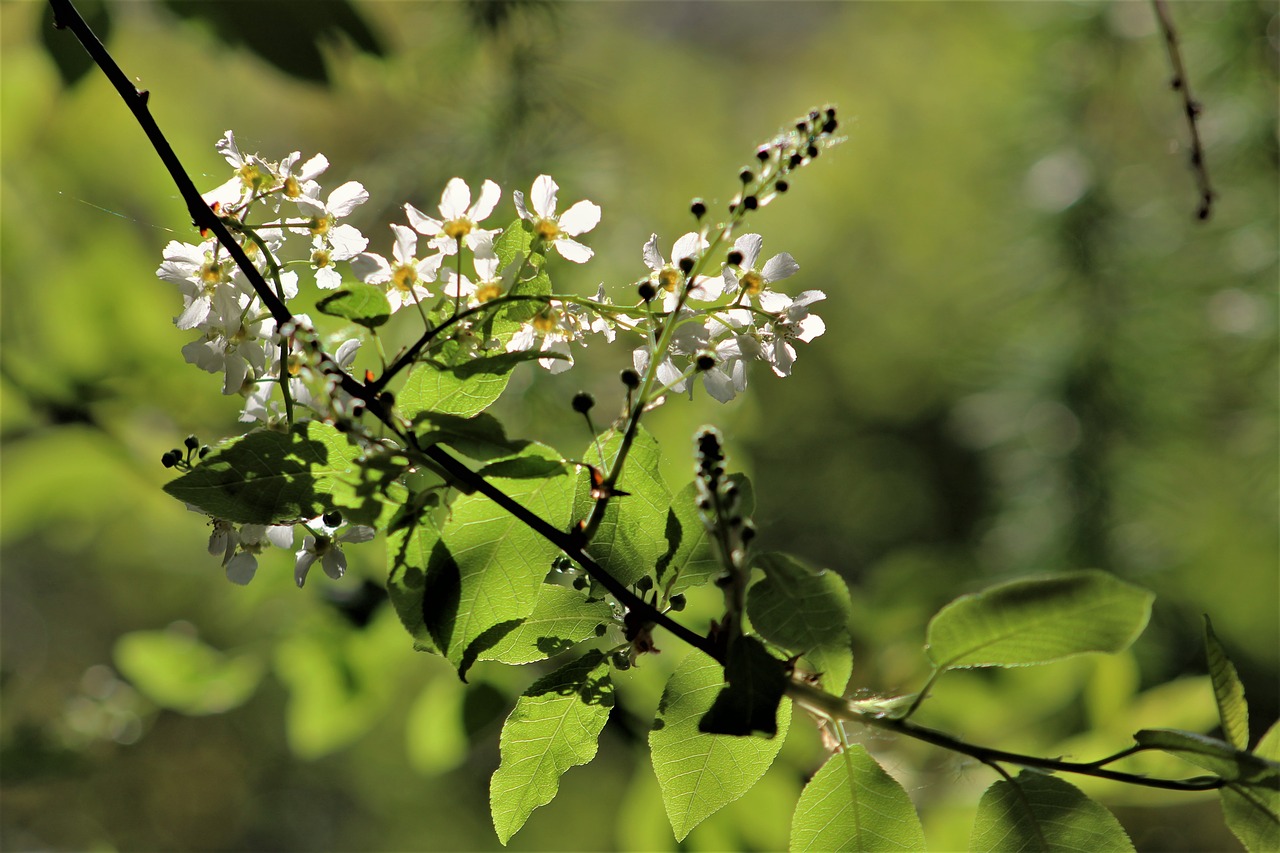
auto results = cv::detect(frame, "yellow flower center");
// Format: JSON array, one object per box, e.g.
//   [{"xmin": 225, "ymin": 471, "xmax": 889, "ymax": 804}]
[
  {"xmin": 475, "ymin": 283, "xmax": 503, "ymax": 303},
  {"xmin": 741, "ymin": 270, "xmax": 764, "ymax": 295},
  {"xmin": 311, "ymin": 248, "xmax": 332, "ymax": 269},
  {"xmin": 309, "ymin": 215, "xmax": 333, "ymax": 237},
  {"xmin": 658, "ymin": 268, "xmax": 681, "ymax": 293},
  {"xmin": 535, "ymin": 219, "xmax": 560, "ymax": 242},
  {"xmin": 283, "ymin": 175, "xmax": 301, "ymax": 198},
  {"xmin": 199, "ymin": 261, "xmax": 223, "ymax": 286},
  {"xmin": 237, "ymin": 163, "xmax": 267, "ymax": 191},
  {"xmin": 287, "ymin": 353, "xmax": 304, "ymax": 377},
  {"xmin": 391, "ymin": 264, "xmax": 418, "ymax": 292},
  {"xmin": 444, "ymin": 219, "xmax": 472, "ymax": 241},
  {"xmin": 532, "ymin": 309, "xmax": 558, "ymax": 333}
]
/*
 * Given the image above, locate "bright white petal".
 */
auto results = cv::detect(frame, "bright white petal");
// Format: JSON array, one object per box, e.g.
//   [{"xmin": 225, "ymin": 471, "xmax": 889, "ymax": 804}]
[
  {"xmin": 735, "ymin": 233, "xmax": 764, "ymax": 268},
  {"xmin": 531, "ymin": 175, "xmax": 558, "ymax": 218},
  {"xmin": 671, "ymin": 232, "xmax": 706, "ymax": 263},
  {"xmin": 553, "ymin": 237, "xmax": 594, "ymax": 264},
  {"xmin": 298, "ymin": 153, "xmax": 329, "ymax": 180},
  {"xmin": 328, "ymin": 224, "xmax": 368, "ymax": 258},
  {"xmin": 512, "ymin": 190, "xmax": 530, "ymax": 221},
  {"xmin": 558, "ymin": 200, "xmax": 601, "ymax": 236},
  {"xmin": 326, "ymin": 181, "xmax": 369, "ymax": 218},
  {"xmin": 540, "ymin": 339, "xmax": 574, "ymax": 373},
  {"xmin": 405, "ymin": 203, "xmax": 443, "ymax": 236},
  {"xmin": 642, "ymin": 234, "xmax": 663, "ymax": 272},
  {"xmin": 471, "ymin": 179, "xmax": 501, "ymax": 221},
  {"xmin": 439, "ymin": 178, "xmax": 471, "ymax": 220},
  {"xmin": 391, "ymin": 224, "xmax": 418, "ymax": 264},
  {"xmin": 350, "ymin": 252, "xmax": 391, "ymax": 285},
  {"xmin": 760, "ymin": 252, "xmax": 800, "ymax": 283},
  {"xmin": 757, "ymin": 289, "xmax": 793, "ymax": 313},
  {"xmin": 795, "ymin": 313, "xmax": 826, "ymax": 343}
]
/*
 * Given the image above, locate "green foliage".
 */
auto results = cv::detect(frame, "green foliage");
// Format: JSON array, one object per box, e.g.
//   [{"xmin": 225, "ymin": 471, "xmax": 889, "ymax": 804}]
[
  {"xmin": 1222, "ymin": 723, "xmax": 1280, "ymax": 853},
  {"xmin": 789, "ymin": 743, "xmax": 925, "ymax": 852},
  {"xmin": 478, "ymin": 584, "xmax": 614, "ymax": 666},
  {"xmin": 970, "ymin": 771, "xmax": 1135, "ymax": 853},
  {"xmin": 748, "ymin": 551, "xmax": 854, "ymax": 695},
  {"xmin": 650, "ymin": 651, "xmax": 792, "ymax": 840},
  {"xmin": 1205, "ymin": 615, "xmax": 1250, "ymax": 751},
  {"xmin": 314, "ymin": 283, "xmax": 391, "ymax": 328},
  {"xmin": 162, "ymin": 421, "xmax": 365, "ymax": 524},
  {"xmin": 489, "ymin": 650, "xmax": 614, "ymax": 844},
  {"xmin": 113, "ymin": 629, "xmax": 262, "ymax": 716},
  {"xmin": 698, "ymin": 635, "xmax": 789, "ymax": 738},
  {"xmin": 925, "ymin": 570, "xmax": 1154, "ymax": 670},
  {"xmin": 397, "ymin": 354, "xmax": 518, "ymax": 419},
  {"xmin": 1135, "ymin": 729, "xmax": 1280, "ymax": 784},
  {"xmin": 660, "ymin": 474, "xmax": 754, "ymax": 594}
]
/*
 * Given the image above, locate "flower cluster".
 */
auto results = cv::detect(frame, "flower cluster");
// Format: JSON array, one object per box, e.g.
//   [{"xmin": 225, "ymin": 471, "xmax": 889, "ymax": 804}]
[{"xmin": 201, "ymin": 509, "xmax": 374, "ymax": 588}]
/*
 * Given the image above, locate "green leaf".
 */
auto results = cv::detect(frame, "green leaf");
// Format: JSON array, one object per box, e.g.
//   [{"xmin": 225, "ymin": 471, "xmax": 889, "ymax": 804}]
[
  {"xmin": 430, "ymin": 443, "xmax": 575, "ymax": 676},
  {"xmin": 789, "ymin": 744, "xmax": 925, "ymax": 852},
  {"xmin": 479, "ymin": 584, "xmax": 615, "ymax": 665},
  {"xmin": 1205, "ymin": 615, "xmax": 1250, "ymax": 751},
  {"xmin": 489, "ymin": 650, "xmax": 614, "ymax": 844},
  {"xmin": 386, "ymin": 513, "xmax": 444, "ymax": 654},
  {"xmin": 970, "ymin": 771, "xmax": 1134, "ymax": 852},
  {"xmin": 416, "ymin": 411, "xmax": 530, "ymax": 462},
  {"xmin": 572, "ymin": 427, "xmax": 670, "ymax": 588},
  {"xmin": 398, "ymin": 356, "xmax": 516, "ymax": 420},
  {"xmin": 699, "ymin": 635, "xmax": 789, "ymax": 737},
  {"xmin": 1222, "ymin": 722, "xmax": 1280, "ymax": 852},
  {"xmin": 315, "ymin": 282, "xmax": 391, "ymax": 328},
  {"xmin": 660, "ymin": 474, "xmax": 754, "ymax": 594},
  {"xmin": 1134, "ymin": 729, "xmax": 1280, "ymax": 785},
  {"xmin": 163, "ymin": 422, "xmax": 364, "ymax": 524},
  {"xmin": 650, "ymin": 651, "xmax": 791, "ymax": 840},
  {"xmin": 748, "ymin": 551, "xmax": 854, "ymax": 695},
  {"xmin": 114, "ymin": 629, "xmax": 262, "ymax": 716},
  {"xmin": 494, "ymin": 218, "xmax": 534, "ymax": 270},
  {"xmin": 926, "ymin": 570, "xmax": 1154, "ymax": 670},
  {"xmin": 406, "ymin": 677, "xmax": 469, "ymax": 775}
]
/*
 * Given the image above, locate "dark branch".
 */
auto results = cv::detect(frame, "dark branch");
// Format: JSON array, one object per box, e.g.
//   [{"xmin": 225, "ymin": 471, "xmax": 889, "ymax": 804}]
[{"xmin": 1150, "ymin": 0, "xmax": 1216, "ymax": 220}]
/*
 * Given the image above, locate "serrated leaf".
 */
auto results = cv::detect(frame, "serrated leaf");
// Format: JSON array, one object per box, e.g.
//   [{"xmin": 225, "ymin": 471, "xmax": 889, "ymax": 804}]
[
  {"xmin": 490, "ymin": 651, "xmax": 613, "ymax": 844},
  {"xmin": 748, "ymin": 551, "xmax": 854, "ymax": 695},
  {"xmin": 398, "ymin": 356, "xmax": 515, "ymax": 420},
  {"xmin": 163, "ymin": 422, "xmax": 362, "ymax": 524},
  {"xmin": 114, "ymin": 629, "xmax": 262, "ymax": 715},
  {"xmin": 789, "ymin": 743, "xmax": 925, "ymax": 852},
  {"xmin": 494, "ymin": 219, "xmax": 534, "ymax": 270},
  {"xmin": 315, "ymin": 282, "xmax": 391, "ymax": 328},
  {"xmin": 386, "ymin": 513, "xmax": 444, "ymax": 654},
  {"xmin": 572, "ymin": 428, "xmax": 670, "ymax": 588},
  {"xmin": 479, "ymin": 584, "xmax": 615, "ymax": 665},
  {"xmin": 1134, "ymin": 729, "xmax": 1280, "ymax": 785},
  {"xmin": 1222, "ymin": 722, "xmax": 1280, "ymax": 852},
  {"xmin": 416, "ymin": 411, "xmax": 530, "ymax": 462},
  {"xmin": 431, "ymin": 443, "xmax": 574, "ymax": 676},
  {"xmin": 970, "ymin": 771, "xmax": 1134, "ymax": 852},
  {"xmin": 660, "ymin": 474, "xmax": 754, "ymax": 594},
  {"xmin": 650, "ymin": 651, "xmax": 791, "ymax": 840},
  {"xmin": 926, "ymin": 570, "xmax": 1153, "ymax": 670},
  {"xmin": 699, "ymin": 635, "xmax": 788, "ymax": 737},
  {"xmin": 1204, "ymin": 615, "xmax": 1250, "ymax": 751}
]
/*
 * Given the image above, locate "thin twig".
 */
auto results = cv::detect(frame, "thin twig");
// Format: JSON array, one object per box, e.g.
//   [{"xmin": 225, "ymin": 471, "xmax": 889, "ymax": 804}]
[{"xmin": 1151, "ymin": 0, "xmax": 1216, "ymax": 220}]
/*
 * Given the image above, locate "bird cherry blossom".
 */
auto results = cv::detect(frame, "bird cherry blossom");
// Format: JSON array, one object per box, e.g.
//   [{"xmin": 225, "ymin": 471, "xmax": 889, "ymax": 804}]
[
  {"xmin": 405, "ymin": 178, "xmax": 502, "ymax": 255},
  {"xmin": 513, "ymin": 175, "xmax": 600, "ymax": 263}
]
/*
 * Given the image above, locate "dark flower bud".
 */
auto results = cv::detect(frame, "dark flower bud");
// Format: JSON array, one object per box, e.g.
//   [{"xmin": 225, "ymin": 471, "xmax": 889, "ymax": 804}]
[
  {"xmin": 775, "ymin": 180, "xmax": 789, "ymax": 193},
  {"xmin": 636, "ymin": 575, "xmax": 653, "ymax": 592},
  {"xmin": 669, "ymin": 594, "xmax": 686, "ymax": 612},
  {"xmin": 809, "ymin": 109, "xmax": 821, "ymax": 122},
  {"xmin": 727, "ymin": 249, "xmax": 744, "ymax": 266},
  {"xmin": 690, "ymin": 198, "xmax": 707, "ymax": 219},
  {"xmin": 728, "ymin": 201, "xmax": 737, "ymax": 214},
  {"xmin": 573, "ymin": 575, "xmax": 589, "ymax": 590},
  {"xmin": 742, "ymin": 195, "xmax": 758, "ymax": 210},
  {"xmin": 161, "ymin": 450, "xmax": 179, "ymax": 468},
  {"xmin": 322, "ymin": 510, "xmax": 343, "ymax": 527},
  {"xmin": 379, "ymin": 391, "xmax": 395, "ymax": 410},
  {"xmin": 678, "ymin": 256, "xmax": 695, "ymax": 274},
  {"xmin": 594, "ymin": 623, "xmax": 608, "ymax": 637},
  {"xmin": 825, "ymin": 106, "xmax": 837, "ymax": 120},
  {"xmin": 184, "ymin": 435, "xmax": 199, "ymax": 450},
  {"xmin": 756, "ymin": 147, "xmax": 770, "ymax": 162},
  {"xmin": 789, "ymin": 153, "xmax": 803, "ymax": 170},
  {"xmin": 620, "ymin": 369, "xmax": 641, "ymax": 389},
  {"xmin": 612, "ymin": 651, "xmax": 631, "ymax": 670},
  {"xmin": 638, "ymin": 281, "xmax": 657, "ymax": 302},
  {"xmin": 795, "ymin": 120, "xmax": 809, "ymax": 133},
  {"xmin": 822, "ymin": 117, "xmax": 838, "ymax": 134},
  {"xmin": 695, "ymin": 350, "xmax": 717, "ymax": 371},
  {"xmin": 571, "ymin": 391, "xmax": 595, "ymax": 414},
  {"xmin": 741, "ymin": 520, "xmax": 757, "ymax": 545},
  {"xmin": 738, "ymin": 168, "xmax": 753, "ymax": 184},
  {"xmin": 807, "ymin": 144, "xmax": 819, "ymax": 159},
  {"xmin": 198, "ymin": 447, "xmax": 210, "ymax": 459}
]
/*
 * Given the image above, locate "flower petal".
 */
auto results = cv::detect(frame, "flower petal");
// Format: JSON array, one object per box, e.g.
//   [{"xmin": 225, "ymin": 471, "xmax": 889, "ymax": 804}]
[
  {"xmin": 735, "ymin": 233, "xmax": 764, "ymax": 269},
  {"xmin": 405, "ymin": 203, "xmax": 443, "ymax": 236},
  {"xmin": 531, "ymin": 175, "xmax": 559, "ymax": 218},
  {"xmin": 439, "ymin": 177, "xmax": 471, "ymax": 220},
  {"xmin": 326, "ymin": 181, "xmax": 369, "ymax": 218},
  {"xmin": 558, "ymin": 200, "xmax": 601, "ymax": 236},
  {"xmin": 471, "ymin": 179, "xmax": 501, "ymax": 221},
  {"xmin": 642, "ymin": 234, "xmax": 663, "ymax": 272},
  {"xmin": 553, "ymin": 237, "xmax": 594, "ymax": 264},
  {"xmin": 760, "ymin": 252, "xmax": 800, "ymax": 283}
]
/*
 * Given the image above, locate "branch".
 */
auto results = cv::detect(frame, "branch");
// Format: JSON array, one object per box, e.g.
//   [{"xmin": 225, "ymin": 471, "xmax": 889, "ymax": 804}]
[
  {"xmin": 787, "ymin": 680, "xmax": 1227, "ymax": 793},
  {"xmin": 1150, "ymin": 0, "xmax": 1216, "ymax": 220},
  {"xmin": 47, "ymin": 0, "xmax": 721, "ymax": 665}
]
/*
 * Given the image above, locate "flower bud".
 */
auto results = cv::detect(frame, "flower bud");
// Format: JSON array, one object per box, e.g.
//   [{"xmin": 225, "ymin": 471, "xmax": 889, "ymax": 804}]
[
  {"xmin": 678, "ymin": 256, "xmax": 695, "ymax": 275},
  {"xmin": 636, "ymin": 575, "xmax": 653, "ymax": 592},
  {"xmin": 322, "ymin": 510, "xmax": 343, "ymax": 527},
  {"xmin": 184, "ymin": 435, "xmax": 199, "ymax": 451},
  {"xmin": 161, "ymin": 450, "xmax": 179, "ymax": 468},
  {"xmin": 669, "ymin": 594, "xmax": 686, "ymax": 612},
  {"xmin": 775, "ymin": 180, "xmax": 789, "ymax": 193},
  {"xmin": 695, "ymin": 350, "xmax": 717, "ymax": 372},
  {"xmin": 738, "ymin": 168, "xmax": 753, "ymax": 184},
  {"xmin": 742, "ymin": 195, "xmax": 758, "ymax": 210},
  {"xmin": 571, "ymin": 391, "xmax": 595, "ymax": 414},
  {"xmin": 638, "ymin": 281, "xmax": 657, "ymax": 302},
  {"xmin": 620, "ymin": 369, "xmax": 641, "ymax": 389},
  {"xmin": 727, "ymin": 250, "xmax": 744, "ymax": 266},
  {"xmin": 690, "ymin": 199, "xmax": 707, "ymax": 219}
]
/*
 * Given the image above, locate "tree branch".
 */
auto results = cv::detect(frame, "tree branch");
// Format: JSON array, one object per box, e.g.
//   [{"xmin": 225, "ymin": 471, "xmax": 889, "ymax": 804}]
[{"xmin": 1150, "ymin": 0, "xmax": 1216, "ymax": 220}]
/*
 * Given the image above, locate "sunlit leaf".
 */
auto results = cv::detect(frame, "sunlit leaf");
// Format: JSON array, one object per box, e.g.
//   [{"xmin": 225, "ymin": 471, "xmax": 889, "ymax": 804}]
[
  {"xmin": 970, "ymin": 771, "xmax": 1134, "ymax": 852},
  {"xmin": 1134, "ymin": 729, "xmax": 1280, "ymax": 785},
  {"xmin": 650, "ymin": 651, "xmax": 791, "ymax": 840},
  {"xmin": 572, "ymin": 427, "xmax": 669, "ymax": 588},
  {"xmin": 315, "ymin": 282, "xmax": 390, "ymax": 327},
  {"xmin": 114, "ymin": 629, "xmax": 262, "ymax": 716},
  {"xmin": 789, "ymin": 743, "xmax": 925, "ymax": 852},
  {"xmin": 1204, "ymin": 615, "xmax": 1250, "ymax": 751},
  {"xmin": 1222, "ymin": 722, "xmax": 1280, "ymax": 853},
  {"xmin": 386, "ymin": 512, "xmax": 443, "ymax": 655},
  {"xmin": 163, "ymin": 421, "xmax": 363, "ymax": 524},
  {"xmin": 660, "ymin": 474, "xmax": 754, "ymax": 594},
  {"xmin": 478, "ymin": 583, "xmax": 614, "ymax": 665},
  {"xmin": 748, "ymin": 551, "xmax": 854, "ymax": 694},
  {"xmin": 398, "ymin": 356, "xmax": 516, "ymax": 419},
  {"xmin": 926, "ymin": 571, "xmax": 1154, "ymax": 670},
  {"xmin": 490, "ymin": 650, "xmax": 613, "ymax": 844}
]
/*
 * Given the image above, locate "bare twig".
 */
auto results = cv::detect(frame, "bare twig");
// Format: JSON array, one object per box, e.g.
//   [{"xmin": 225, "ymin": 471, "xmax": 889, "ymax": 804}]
[{"xmin": 1151, "ymin": 0, "xmax": 1216, "ymax": 220}]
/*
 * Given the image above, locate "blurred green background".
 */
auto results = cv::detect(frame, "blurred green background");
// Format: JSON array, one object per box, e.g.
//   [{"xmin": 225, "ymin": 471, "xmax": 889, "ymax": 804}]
[{"xmin": 2, "ymin": 1, "xmax": 1276, "ymax": 850}]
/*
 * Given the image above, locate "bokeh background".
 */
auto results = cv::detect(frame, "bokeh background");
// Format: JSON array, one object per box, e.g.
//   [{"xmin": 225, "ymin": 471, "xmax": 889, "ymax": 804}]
[{"xmin": 2, "ymin": 1, "xmax": 1276, "ymax": 850}]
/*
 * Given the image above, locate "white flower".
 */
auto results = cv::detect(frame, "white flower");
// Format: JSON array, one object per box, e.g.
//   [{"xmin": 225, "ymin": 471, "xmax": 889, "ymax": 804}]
[
  {"xmin": 294, "ymin": 518, "xmax": 376, "ymax": 587},
  {"xmin": 310, "ymin": 225, "xmax": 369, "ymax": 290},
  {"xmin": 223, "ymin": 523, "xmax": 296, "ymax": 585},
  {"xmin": 760, "ymin": 290, "xmax": 826, "ymax": 377},
  {"xmin": 278, "ymin": 149, "xmax": 329, "ymax": 201},
  {"xmin": 294, "ymin": 180, "xmax": 369, "ymax": 243},
  {"xmin": 717, "ymin": 233, "xmax": 799, "ymax": 305},
  {"xmin": 507, "ymin": 303, "xmax": 578, "ymax": 373},
  {"xmin": 405, "ymin": 178, "xmax": 501, "ymax": 255},
  {"xmin": 200, "ymin": 130, "xmax": 276, "ymax": 210},
  {"xmin": 642, "ymin": 232, "xmax": 719, "ymax": 311},
  {"xmin": 513, "ymin": 175, "xmax": 600, "ymax": 263},
  {"xmin": 157, "ymin": 240, "xmax": 250, "ymax": 331},
  {"xmin": 350, "ymin": 224, "xmax": 443, "ymax": 313}
]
